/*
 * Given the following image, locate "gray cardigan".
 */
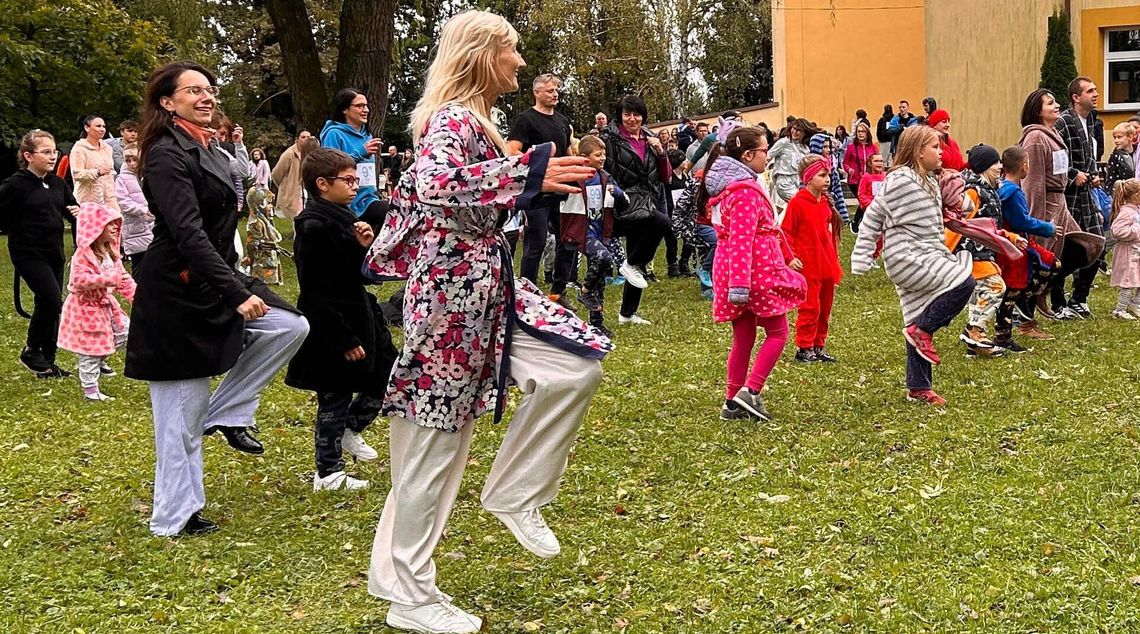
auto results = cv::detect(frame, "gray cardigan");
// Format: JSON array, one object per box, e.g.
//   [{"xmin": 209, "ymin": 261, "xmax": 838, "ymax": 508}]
[{"xmin": 851, "ymin": 167, "xmax": 972, "ymax": 324}]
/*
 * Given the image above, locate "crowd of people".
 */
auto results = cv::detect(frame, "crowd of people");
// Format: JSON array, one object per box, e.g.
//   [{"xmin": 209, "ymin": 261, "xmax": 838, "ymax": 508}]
[{"xmin": 2, "ymin": 7, "xmax": 1140, "ymax": 633}]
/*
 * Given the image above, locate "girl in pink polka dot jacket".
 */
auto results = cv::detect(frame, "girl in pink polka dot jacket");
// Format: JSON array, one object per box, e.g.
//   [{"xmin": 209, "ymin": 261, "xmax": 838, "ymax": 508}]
[
  {"xmin": 57, "ymin": 202, "xmax": 136, "ymax": 401},
  {"xmin": 697, "ymin": 127, "xmax": 807, "ymax": 421}
]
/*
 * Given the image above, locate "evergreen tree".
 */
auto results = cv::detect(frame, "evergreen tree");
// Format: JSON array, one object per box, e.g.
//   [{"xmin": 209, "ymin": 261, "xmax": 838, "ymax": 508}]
[{"xmin": 1040, "ymin": 10, "xmax": 1078, "ymax": 100}]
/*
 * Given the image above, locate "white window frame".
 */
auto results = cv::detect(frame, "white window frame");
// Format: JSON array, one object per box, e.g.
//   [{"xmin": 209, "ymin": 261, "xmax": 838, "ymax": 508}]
[{"xmin": 1104, "ymin": 26, "xmax": 1140, "ymax": 111}]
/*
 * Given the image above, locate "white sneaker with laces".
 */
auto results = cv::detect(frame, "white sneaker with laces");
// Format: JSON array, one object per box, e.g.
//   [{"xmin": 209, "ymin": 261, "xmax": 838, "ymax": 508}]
[
  {"xmin": 1112, "ymin": 309, "xmax": 1137, "ymax": 320},
  {"xmin": 491, "ymin": 508, "xmax": 560, "ymax": 558},
  {"xmin": 385, "ymin": 599, "xmax": 482, "ymax": 634},
  {"xmin": 312, "ymin": 471, "xmax": 369, "ymax": 492},
  {"xmin": 1053, "ymin": 306, "xmax": 1079, "ymax": 320},
  {"xmin": 618, "ymin": 313, "xmax": 651, "ymax": 326},
  {"xmin": 342, "ymin": 429, "xmax": 378, "ymax": 461},
  {"xmin": 84, "ymin": 391, "xmax": 115, "ymax": 402},
  {"xmin": 618, "ymin": 261, "xmax": 647, "ymax": 289}
]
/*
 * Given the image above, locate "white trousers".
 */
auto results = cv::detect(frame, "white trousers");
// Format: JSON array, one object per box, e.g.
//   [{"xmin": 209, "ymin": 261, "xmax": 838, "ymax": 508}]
[
  {"xmin": 148, "ymin": 309, "xmax": 308, "ymax": 536},
  {"xmin": 368, "ymin": 327, "xmax": 603, "ymax": 606}
]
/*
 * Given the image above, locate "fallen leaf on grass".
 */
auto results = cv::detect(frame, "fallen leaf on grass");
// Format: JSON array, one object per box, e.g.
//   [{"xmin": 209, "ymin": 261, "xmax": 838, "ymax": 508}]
[
  {"xmin": 522, "ymin": 619, "xmax": 543, "ymax": 631},
  {"xmin": 290, "ymin": 609, "xmax": 306, "ymax": 620},
  {"xmin": 757, "ymin": 492, "xmax": 790, "ymax": 504},
  {"xmin": 11, "ymin": 443, "xmax": 28, "ymax": 452},
  {"xmin": 1128, "ymin": 575, "xmax": 1140, "ymax": 586},
  {"xmin": 919, "ymin": 483, "xmax": 943, "ymax": 499},
  {"xmin": 1042, "ymin": 542, "xmax": 1064, "ymax": 556}
]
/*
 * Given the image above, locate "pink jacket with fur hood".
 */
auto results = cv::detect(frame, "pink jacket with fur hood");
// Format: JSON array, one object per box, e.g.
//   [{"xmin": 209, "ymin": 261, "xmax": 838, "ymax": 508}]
[{"xmin": 58, "ymin": 203, "xmax": 136, "ymax": 356}]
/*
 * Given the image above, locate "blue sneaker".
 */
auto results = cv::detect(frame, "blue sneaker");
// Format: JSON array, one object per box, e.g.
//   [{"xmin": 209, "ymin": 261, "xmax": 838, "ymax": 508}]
[
  {"xmin": 610, "ymin": 275, "xmax": 626, "ymax": 286},
  {"xmin": 695, "ymin": 268, "xmax": 712, "ymax": 288}
]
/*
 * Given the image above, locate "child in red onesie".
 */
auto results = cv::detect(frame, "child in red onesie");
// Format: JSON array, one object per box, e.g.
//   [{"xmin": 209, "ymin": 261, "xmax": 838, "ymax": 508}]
[{"xmin": 783, "ymin": 154, "xmax": 844, "ymax": 363}]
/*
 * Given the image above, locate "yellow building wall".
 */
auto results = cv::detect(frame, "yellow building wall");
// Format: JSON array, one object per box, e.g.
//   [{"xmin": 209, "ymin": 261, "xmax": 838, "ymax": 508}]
[
  {"xmin": 1074, "ymin": 2, "xmax": 1140, "ymax": 152},
  {"xmin": 924, "ymin": 1, "xmax": 1054, "ymax": 150},
  {"xmin": 771, "ymin": 0, "xmax": 926, "ymax": 130}
]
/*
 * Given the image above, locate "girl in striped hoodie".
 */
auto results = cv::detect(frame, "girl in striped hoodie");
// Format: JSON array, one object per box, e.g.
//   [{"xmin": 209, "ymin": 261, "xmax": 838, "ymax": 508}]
[{"xmin": 851, "ymin": 126, "xmax": 975, "ymax": 406}]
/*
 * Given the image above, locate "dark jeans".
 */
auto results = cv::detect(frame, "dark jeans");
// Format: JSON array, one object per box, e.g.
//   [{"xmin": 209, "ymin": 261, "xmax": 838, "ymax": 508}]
[
  {"xmin": 128, "ymin": 250, "xmax": 147, "ymax": 280},
  {"xmin": 1048, "ymin": 239, "xmax": 1104, "ymax": 309},
  {"xmin": 906, "ymin": 277, "xmax": 975, "ymax": 390},
  {"xmin": 664, "ymin": 228, "xmax": 678, "ymax": 268},
  {"xmin": 614, "ymin": 210, "xmax": 671, "ymax": 317},
  {"xmin": 520, "ymin": 204, "xmax": 565, "ymax": 286},
  {"xmin": 999, "ymin": 267, "xmax": 1057, "ymax": 340},
  {"xmin": 14, "ymin": 254, "xmax": 64, "ymax": 362},
  {"xmin": 361, "ymin": 200, "xmax": 389, "ymax": 231},
  {"xmin": 315, "ymin": 390, "xmax": 383, "ymax": 477},
  {"xmin": 551, "ymin": 242, "xmax": 583, "ymax": 295},
  {"xmin": 583, "ymin": 237, "xmax": 614, "ymax": 297}
]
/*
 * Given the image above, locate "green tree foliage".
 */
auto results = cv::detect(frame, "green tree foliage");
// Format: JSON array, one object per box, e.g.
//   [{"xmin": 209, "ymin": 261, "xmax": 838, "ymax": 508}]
[
  {"xmin": 1040, "ymin": 9, "xmax": 1078, "ymax": 101},
  {"xmin": 0, "ymin": 0, "xmax": 161, "ymax": 146},
  {"xmin": 702, "ymin": 0, "xmax": 773, "ymax": 113}
]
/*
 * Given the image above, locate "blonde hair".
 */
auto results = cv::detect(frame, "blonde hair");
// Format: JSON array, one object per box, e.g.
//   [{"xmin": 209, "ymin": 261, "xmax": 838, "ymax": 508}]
[
  {"xmin": 409, "ymin": 10, "xmax": 518, "ymax": 151},
  {"xmin": 1113, "ymin": 122, "xmax": 1136, "ymax": 140},
  {"xmin": 890, "ymin": 125, "xmax": 942, "ymax": 197},
  {"xmin": 1111, "ymin": 178, "xmax": 1140, "ymax": 227}
]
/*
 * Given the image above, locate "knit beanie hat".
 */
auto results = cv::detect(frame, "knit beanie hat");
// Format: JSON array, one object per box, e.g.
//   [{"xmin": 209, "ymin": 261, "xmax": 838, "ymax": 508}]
[
  {"xmin": 967, "ymin": 144, "xmax": 1000, "ymax": 174},
  {"xmin": 927, "ymin": 109, "xmax": 950, "ymax": 128}
]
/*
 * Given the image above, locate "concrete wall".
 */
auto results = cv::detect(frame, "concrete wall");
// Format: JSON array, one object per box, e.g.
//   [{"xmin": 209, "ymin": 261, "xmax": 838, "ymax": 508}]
[
  {"xmin": 771, "ymin": 0, "xmax": 926, "ymax": 129},
  {"xmin": 924, "ymin": 1, "xmax": 1054, "ymax": 151}
]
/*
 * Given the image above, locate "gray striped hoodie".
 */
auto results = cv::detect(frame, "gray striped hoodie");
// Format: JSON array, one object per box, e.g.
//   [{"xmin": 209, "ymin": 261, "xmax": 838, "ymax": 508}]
[{"xmin": 851, "ymin": 167, "xmax": 972, "ymax": 324}]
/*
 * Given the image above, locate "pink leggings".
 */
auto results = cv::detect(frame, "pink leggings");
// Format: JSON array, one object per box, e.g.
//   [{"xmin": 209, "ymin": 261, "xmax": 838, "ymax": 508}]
[{"xmin": 726, "ymin": 312, "xmax": 790, "ymax": 399}]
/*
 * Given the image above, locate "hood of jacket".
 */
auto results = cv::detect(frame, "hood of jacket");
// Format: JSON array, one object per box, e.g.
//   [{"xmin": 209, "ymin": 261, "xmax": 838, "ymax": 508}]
[
  {"xmin": 1019, "ymin": 124, "xmax": 1064, "ymax": 147},
  {"xmin": 809, "ymin": 133, "xmax": 832, "ymax": 156},
  {"xmin": 75, "ymin": 201, "xmax": 122, "ymax": 251},
  {"xmin": 321, "ymin": 120, "xmax": 369, "ymax": 142},
  {"xmin": 705, "ymin": 155, "xmax": 757, "ymax": 197}
]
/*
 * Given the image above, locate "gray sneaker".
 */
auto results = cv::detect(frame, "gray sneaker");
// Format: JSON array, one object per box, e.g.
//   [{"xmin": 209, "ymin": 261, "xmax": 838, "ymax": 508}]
[
  {"xmin": 719, "ymin": 403, "xmax": 754, "ymax": 420},
  {"xmin": 731, "ymin": 388, "xmax": 771, "ymax": 421}
]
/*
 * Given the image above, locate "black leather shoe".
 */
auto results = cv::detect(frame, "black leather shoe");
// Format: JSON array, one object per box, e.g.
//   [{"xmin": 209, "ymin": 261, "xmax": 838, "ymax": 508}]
[
  {"xmin": 181, "ymin": 512, "xmax": 219, "ymax": 536},
  {"xmin": 214, "ymin": 427, "xmax": 264, "ymax": 455}
]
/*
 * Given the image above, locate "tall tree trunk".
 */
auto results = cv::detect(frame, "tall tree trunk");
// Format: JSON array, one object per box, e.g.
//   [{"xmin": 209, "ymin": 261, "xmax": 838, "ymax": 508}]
[
  {"xmin": 265, "ymin": 0, "xmax": 328, "ymax": 133},
  {"xmin": 336, "ymin": 0, "xmax": 396, "ymax": 138}
]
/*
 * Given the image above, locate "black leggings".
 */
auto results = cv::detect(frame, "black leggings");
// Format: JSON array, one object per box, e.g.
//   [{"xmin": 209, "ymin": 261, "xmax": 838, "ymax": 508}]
[
  {"xmin": 13, "ymin": 253, "xmax": 64, "ymax": 362},
  {"xmin": 614, "ymin": 211, "xmax": 671, "ymax": 317}
]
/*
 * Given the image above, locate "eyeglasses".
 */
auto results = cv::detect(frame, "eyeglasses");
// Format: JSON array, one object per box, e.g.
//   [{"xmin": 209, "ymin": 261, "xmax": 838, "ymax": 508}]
[
  {"xmin": 175, "ymin": 85, "xmax": 220, "ymax": 97},
  {"xmin": 350, "ymin": 102, "xmax": 369, "ymax": 109},
  {"xmin": 326, "ymin": 175, "xmax": 359, "ymax": 186}
]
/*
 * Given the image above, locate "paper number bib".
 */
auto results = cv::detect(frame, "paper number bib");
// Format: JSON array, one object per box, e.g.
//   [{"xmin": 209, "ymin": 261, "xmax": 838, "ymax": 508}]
[
  {"xmin": 357, "ymin": 161, "xmax": 377, "ymax": 188},
  {"xmin": 1051, "ymin": 149, "xmax": 1069, "ymax": 176}
]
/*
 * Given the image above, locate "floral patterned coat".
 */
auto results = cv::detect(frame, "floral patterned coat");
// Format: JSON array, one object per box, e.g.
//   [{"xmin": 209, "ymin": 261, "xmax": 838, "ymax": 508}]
[{"xmin": 365, "ymin": 104, "xmax": 613, "ymax": 432}]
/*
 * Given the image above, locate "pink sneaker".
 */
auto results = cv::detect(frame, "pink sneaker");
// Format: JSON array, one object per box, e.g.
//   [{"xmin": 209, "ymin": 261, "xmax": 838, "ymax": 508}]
[
  {"xmin": 907, "ymin": 389, "xmax": 947, "ymax": 406},
  {"xmin": 903, "ymin": 324, "xmax": 941, "ymax": 365}
]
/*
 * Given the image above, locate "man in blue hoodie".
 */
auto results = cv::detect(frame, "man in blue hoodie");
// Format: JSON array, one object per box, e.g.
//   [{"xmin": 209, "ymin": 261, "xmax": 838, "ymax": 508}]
[{"xmin": 320, "ymin": 88, "xmax": 385, "ymax": 225}]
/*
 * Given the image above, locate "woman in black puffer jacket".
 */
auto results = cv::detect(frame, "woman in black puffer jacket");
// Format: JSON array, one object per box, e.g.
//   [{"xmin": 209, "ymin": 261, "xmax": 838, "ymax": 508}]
[{"xmin": 599, "ymin": 94, "xmax": 673, "ymax": 325}]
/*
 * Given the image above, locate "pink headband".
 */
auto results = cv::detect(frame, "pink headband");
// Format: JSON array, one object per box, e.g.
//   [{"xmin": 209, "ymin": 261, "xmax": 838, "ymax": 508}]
[{"xmin": 801, "ymin": 159, "xmax": 828, "ymax": 184}]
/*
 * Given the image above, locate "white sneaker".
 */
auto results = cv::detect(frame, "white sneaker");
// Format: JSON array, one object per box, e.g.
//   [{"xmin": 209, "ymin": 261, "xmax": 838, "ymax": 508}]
[
  {"xmin": 618, "ymin": 313, "xmax": 652, "ymax": 326},
  {"xmin": 84, "ymin": 391, "xmax": 115, "ymax": 402},
  {"xmin": 1112, "ymin": 309, "xmax": 1137, "ymax": 320},
  {"xmin": 618, "ymin": 261, "xmax": 647, "ymax": 289},
  {"xmin": 491, "ymin": 508, "xmax": 560, "ymax": 558},
  {"xmin": 1128, "ymin": 305, "xmax": 1140, "ymax": 319},
  {"xmin": 312, "ymin": 471, "xmax": 369, "ymax": 491},
  {"xmin": 386, "ymin": 599, "xmax": 482, "ymax": 634},
  {"xmin": 342, "ymin": 430, "xmax": 378, "ymax": 461}
]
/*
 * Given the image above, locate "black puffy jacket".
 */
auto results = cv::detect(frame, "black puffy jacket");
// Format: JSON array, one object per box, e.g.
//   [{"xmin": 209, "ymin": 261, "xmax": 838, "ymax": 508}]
[{"xmin": 599, "ymin": 123, "xmax": 665, "ymax": 217}]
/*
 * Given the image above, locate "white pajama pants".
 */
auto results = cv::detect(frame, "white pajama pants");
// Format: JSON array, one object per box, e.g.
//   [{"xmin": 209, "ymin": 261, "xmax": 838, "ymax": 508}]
[
  {"xmin": 368, "ymin": 327, "xmax": 603, "ymax": 606},
  {"xmin": 148, "ymin": 309, "xmax": 309, "ymax": 536}
]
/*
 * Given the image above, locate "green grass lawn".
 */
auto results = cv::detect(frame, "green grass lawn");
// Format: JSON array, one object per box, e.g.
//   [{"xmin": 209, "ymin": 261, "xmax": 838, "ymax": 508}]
[{"xmin": 3, "ymin": 222, "xmax": 1140, "ymax": 632}]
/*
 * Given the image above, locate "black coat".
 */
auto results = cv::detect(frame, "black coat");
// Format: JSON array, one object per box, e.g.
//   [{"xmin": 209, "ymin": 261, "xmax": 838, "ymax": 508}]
[
  {"xmin": 599, "ymin": 123, "xmax": 666, "ymax": 217},
  {"xmin": 285, "ymin": 197, "xmax": 396, "ymax": 393},
  {"xmin": 125, "ymin": 125, "xmax": 297, "ymax": 381}
]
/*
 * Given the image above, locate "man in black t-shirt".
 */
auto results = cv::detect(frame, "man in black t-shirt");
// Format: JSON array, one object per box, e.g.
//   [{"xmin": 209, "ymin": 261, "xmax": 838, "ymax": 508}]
[{"xmin": 507, "ymin": 73, "xmax": 573, "ymax": 293}]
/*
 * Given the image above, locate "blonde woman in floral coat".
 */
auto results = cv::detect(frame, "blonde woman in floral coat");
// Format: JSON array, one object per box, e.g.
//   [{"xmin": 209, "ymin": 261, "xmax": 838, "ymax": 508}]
[{"xmin": 363, "ymin": 10, "xmax": 610, "ymax": 634}]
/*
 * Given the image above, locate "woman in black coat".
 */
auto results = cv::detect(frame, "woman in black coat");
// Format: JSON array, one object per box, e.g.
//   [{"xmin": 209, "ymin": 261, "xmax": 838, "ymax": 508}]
[
  {"xmin": 125, "ymin": 61, "xmax": 309, "ymax": 537},
  {"xmin": 599, "ymin": 94, "xmax": 673, "ymax": 325}
]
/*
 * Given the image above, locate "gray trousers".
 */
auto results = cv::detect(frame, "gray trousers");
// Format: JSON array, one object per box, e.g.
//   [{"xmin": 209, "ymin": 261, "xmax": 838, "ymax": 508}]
[{"xmin": 148, "ymin": 309, "xmax": 309, "ymax": 536}]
